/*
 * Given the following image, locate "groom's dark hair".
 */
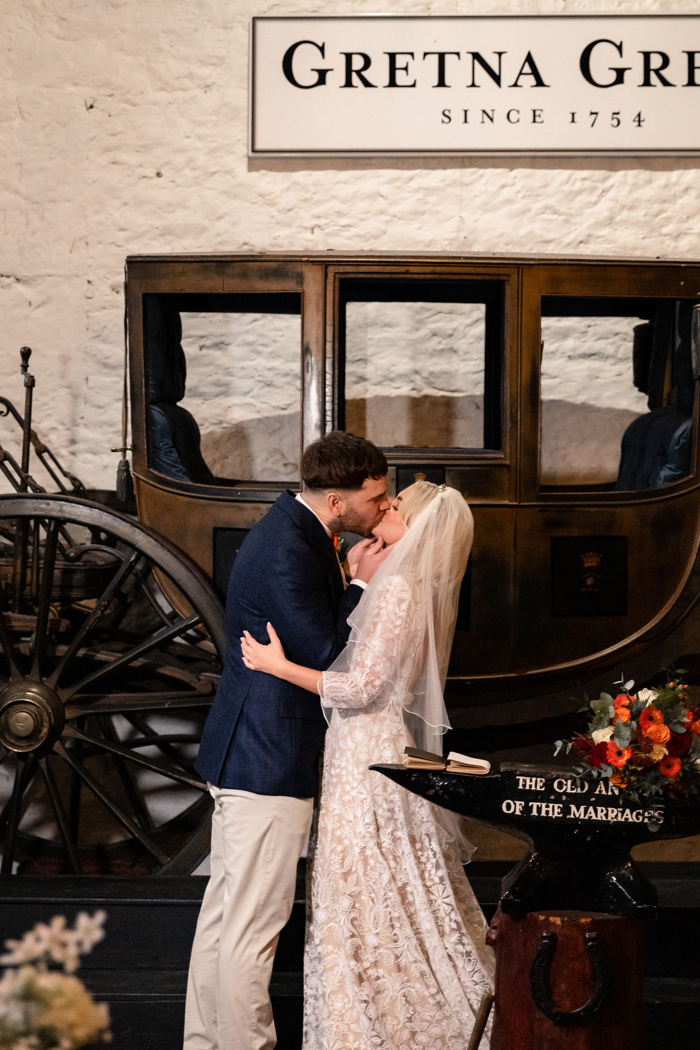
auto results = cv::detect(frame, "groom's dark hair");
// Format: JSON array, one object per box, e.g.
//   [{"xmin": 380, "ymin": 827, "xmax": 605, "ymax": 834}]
[{"xmin": 302, "ymin": 431, "xmax": 387, "ymax": 492}]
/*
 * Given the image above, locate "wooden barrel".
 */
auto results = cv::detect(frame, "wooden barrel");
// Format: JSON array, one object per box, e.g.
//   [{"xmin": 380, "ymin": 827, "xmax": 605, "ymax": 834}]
[{"xmin": 490, "ymin": 910, "xmax": 645, "ymax": 1050}]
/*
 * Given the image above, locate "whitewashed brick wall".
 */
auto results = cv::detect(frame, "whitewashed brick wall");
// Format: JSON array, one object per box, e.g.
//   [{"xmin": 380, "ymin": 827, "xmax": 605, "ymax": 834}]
[{"xmin": 0, "ymin": 0, "xmax": 698, "ymax": 489}]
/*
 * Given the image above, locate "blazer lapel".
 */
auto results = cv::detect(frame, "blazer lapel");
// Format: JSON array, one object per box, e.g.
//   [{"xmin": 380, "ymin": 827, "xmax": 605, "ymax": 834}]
[{"xmin": 277, "ymin": 491, "xmax": 344, "ymax": 600}]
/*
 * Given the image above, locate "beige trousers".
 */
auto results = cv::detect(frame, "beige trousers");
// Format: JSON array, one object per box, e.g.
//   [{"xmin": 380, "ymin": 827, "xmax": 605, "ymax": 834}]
[{"xmin": 183, "ymin": 787, "xmax": 314, "ymax": 1050}]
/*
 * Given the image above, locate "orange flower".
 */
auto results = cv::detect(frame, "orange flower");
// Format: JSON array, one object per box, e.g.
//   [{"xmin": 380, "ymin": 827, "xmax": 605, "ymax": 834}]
[
  {"xmin": 606, "ymin": 742, "xmax": 632, "ymax": 768},
  {"xmin": 614, "ymin": 707, "xmax": 631, "ymax": 723},
  {"xmin": 614, "ymin": 694, "xmax": 630, "ymax": 708},
  {"xmin": 610, "ymin": 772, "xmax": 625, "ymax": 787},
  {"xmin": 646, "ymin": 723, "xmax": 671, "ymax": 746},
  {"xmin": 639, "ymin": 707, "xmax": 663, "ymax": 731},
  {"xmin": 691, "ymin": 720, "xmax": 700, "ymax": 737},
  {"xmin": 659, "ymin": 756, "xmax": 682, "ymax": 778}
]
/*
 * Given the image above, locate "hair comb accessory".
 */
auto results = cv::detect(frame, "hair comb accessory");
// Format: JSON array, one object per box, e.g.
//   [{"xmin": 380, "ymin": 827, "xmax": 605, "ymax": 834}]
[{"xmin": 438, "ymin": 483, "xmax": 447, "ymax": 492}]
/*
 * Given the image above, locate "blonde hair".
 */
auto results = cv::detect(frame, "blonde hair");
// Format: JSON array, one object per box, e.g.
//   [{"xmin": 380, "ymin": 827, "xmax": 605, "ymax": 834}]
[
  {"xmin": 325, "ymin": 482, "xmax": 474, "ymax": 756},
  {"xmin": 397, "ymin": 480, "xmax": 440, "ymax": 526},
  {"xmin": 396, "ymin": 481, "xmax": 471, "ymax": 586}
]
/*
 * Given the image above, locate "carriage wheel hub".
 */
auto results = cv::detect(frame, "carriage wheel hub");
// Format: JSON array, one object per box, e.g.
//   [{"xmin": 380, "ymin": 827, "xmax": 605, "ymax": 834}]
[{"xmin": 0, "ymin": 682, "xmax": 64, "ymax": 752}]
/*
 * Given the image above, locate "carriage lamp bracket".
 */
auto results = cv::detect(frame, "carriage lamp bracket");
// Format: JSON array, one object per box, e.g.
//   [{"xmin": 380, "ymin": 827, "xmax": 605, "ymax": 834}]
[{"xmin": 0, "ymin": 681, "xmax": 65, "ymax": 753}]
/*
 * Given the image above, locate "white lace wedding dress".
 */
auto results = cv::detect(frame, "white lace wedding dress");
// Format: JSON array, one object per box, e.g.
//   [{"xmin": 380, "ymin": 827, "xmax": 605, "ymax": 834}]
[{"xmin": 303, "ymin": 575, "xmax": 495, "ymax": 1049}]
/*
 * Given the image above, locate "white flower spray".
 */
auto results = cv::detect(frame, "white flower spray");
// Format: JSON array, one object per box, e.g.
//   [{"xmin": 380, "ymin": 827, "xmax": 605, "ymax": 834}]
[{"xmin": 0, "ymin": 912, "xmax": 110, "ymax": 1049}]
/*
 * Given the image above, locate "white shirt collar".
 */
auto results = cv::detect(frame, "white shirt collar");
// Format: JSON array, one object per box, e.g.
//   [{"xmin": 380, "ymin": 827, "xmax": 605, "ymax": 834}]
[
  {"xmin": 295, "ymin": 492, "xmax": 333, "ymax": 538},
  {"xmin": 295, "ymin": 492, "xmax": 366, "ymax": 590}
]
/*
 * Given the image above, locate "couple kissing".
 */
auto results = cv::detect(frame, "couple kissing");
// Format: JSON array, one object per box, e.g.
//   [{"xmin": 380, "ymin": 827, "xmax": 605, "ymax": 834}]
[{"xmin": 184, "ymin": 431, "xmax": 494, "ymax": 1050}]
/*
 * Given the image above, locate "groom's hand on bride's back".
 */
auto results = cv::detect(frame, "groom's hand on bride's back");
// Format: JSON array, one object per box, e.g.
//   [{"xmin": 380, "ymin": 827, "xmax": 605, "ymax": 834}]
[{"xmin": 351, "ymin": 536, "xmax": 391, "ymax": 584}]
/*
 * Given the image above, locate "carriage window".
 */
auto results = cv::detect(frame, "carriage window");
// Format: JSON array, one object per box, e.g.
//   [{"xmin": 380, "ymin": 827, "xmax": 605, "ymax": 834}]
[
  {"xmin": 340, "ymin": 279, "xmax": 503, "ymax": 451},
  {"xmin": 540, "ymin": 297, "xmax": 696, "ymax": 491},
  {"xmin": 143, "ymin": 293, "xmax": 301, "ymax": 485}
]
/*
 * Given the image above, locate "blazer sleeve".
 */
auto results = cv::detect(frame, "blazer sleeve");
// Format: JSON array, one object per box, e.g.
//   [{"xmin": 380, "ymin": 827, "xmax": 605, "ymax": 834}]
[
  {"xmin": 261, "ymin": 544, "xmax": 363, "ymax": 672},
  {"xmin": 338, "ymin": 584, "xmax": 362, "ymax": 642}
]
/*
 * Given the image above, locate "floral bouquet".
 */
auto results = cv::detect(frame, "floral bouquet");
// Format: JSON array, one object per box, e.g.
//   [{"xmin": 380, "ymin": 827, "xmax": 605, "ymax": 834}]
[
  {"xmin": 555, "ymin": 674, "xmax": 700, "ymax": 813},
  {"xmin": 0, "ymin": 911, "xmax": 111, "ymax": 1050}
]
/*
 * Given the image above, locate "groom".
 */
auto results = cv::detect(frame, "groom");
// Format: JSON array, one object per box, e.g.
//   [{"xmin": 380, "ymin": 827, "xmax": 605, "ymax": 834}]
[{"xmin": 184, "ymin": 431, "xmax": 391, "ymax": 1050}]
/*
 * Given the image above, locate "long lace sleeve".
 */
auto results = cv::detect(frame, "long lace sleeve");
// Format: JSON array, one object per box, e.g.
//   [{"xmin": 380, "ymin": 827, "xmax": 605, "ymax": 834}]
[{"xmin": 319, "ymin": 575, "xmax": 417, "ymax": 710}]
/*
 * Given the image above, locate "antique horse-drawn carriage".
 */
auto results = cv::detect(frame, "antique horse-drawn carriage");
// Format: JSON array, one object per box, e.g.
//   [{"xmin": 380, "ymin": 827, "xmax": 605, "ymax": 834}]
[{"xmin": 1, "ymin": 252, "xmax": 699, "ymax": 876}]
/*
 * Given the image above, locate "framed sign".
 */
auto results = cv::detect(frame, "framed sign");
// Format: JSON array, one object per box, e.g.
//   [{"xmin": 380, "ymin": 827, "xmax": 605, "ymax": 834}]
[{"xmin": 250, "ymin": 15, "xmax": 700, "ymax": 155}]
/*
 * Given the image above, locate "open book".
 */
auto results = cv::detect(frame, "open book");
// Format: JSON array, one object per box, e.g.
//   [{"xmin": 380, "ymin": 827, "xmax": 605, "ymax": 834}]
[{"xmin": 403, "ymin": 746, "xmax": 491, "ymax": 776}]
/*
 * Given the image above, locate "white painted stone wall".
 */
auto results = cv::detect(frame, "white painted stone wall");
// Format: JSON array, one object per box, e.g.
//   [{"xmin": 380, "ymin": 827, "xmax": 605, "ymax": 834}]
[
  {"xmin": 1, "ymin": 0, "xmax": 699, "ymax": 491},
  {"xmin": 180, "ymin": 311, "xmax": 302, "ymax": 481},
  {"xmin": 541, "ymin": 314, "xmax": 650, "ymax": 484},
  {"xmin": 345, "ymin": 301, "xmax": 486, "ymax": 449}
]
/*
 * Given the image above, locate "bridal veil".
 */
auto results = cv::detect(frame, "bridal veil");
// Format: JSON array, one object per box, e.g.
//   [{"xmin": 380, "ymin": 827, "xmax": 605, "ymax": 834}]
[{"xmin": 324, "ymin": 484, "xmax": 474, "ymax": 754}]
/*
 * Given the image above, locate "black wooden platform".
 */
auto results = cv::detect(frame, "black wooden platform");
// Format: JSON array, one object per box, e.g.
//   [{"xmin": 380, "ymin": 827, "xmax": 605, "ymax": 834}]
[{"xmin": 0, "ymin": 863, "xmax": 697, "ymax": 1049}]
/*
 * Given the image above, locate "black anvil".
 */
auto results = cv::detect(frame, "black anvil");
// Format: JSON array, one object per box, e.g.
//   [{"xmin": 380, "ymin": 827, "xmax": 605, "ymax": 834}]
[{"xmin": 371, "ymin": 762, "xmax": 700, "ymax": 917}]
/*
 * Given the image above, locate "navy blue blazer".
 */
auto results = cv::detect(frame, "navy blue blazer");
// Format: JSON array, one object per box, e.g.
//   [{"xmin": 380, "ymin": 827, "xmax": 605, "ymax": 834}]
[{"xmin": 196, "ymin": 491, "xmax": 363, "ymax": 798}]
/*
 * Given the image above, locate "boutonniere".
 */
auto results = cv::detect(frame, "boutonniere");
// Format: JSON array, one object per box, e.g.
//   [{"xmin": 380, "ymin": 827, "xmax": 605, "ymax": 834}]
[{"xmin": 336, "ymin": 537, "xmax": 349, "ymax": 563}]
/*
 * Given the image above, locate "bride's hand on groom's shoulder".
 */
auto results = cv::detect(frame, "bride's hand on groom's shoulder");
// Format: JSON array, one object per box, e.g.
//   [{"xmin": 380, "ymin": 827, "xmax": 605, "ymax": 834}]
[
  {"xmin": 351, "ymin": 536, "xmax": 393, "ymax": 584},
  {"xmin": 241, "ymin": 624, "xmax": 286, "ymax": 675}
]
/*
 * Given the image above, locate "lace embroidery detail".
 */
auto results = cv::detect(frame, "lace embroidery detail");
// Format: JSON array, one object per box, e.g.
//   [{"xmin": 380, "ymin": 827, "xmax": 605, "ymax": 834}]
[{"xmin": 305, "ymin": 577, "xmax": 495, "ymax": 1049}]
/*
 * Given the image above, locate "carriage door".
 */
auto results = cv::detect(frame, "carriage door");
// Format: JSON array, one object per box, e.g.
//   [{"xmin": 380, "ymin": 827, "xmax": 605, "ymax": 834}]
[
  {"xmin": 514, "ymin": 262, "xmax": 700, "ymax": 675},
  {"xmin": 327, "ymin": 263, "xmax": 519, "ymax": 690},
  {"xmin": 128, "ymin": 257, "xmax": 326, "ymax": 588}
]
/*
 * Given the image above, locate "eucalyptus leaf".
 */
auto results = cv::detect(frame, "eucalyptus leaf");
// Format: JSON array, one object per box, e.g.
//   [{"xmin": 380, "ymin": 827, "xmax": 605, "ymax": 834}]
[
  {"xmin": 591, "ymin": 697, "xmax": 614, "ymax": 719},
  {"xmin": 613, "ymin": 722, "xmax": 633, "ymax": 748}
]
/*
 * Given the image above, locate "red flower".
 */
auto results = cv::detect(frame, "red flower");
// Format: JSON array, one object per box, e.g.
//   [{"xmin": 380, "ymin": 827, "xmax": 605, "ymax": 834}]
[
  {"xmin": 614, "ymin": 694, "xmax": 630, "ymax": 708},
  {"xmin": 659, "ymin": 756, "xmax": 682, "ymax": 778},
  {"xmin": 666, "ymin": 732, "xmax": 693, "ymax": 758},
  {"xmin": 647, "ymin": 723, "xmax": 671, "ymax": 746},
  {"xmin": 572, "ymin": 735, "xmax": 594, "ymax": 755},
  {"xmin": 630, "ymin": 752, "xmax": 654, "ymax": 769},
  {"xmin": 606, "ymin": 742, "xmax": 632, "ymax": 768},
  {"xmin": 640, "ymin": 707, "xmax": 663, "ymax": 732},
  {"xmin": 588, "ymin": 743, "xmax": 609, "ymax": 769}
]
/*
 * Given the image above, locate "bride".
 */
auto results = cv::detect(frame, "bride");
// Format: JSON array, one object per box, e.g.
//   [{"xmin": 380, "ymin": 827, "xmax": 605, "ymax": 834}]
[{"xmin": 241, "ymin": 481, "xmax": 495, "ymax": 1049}]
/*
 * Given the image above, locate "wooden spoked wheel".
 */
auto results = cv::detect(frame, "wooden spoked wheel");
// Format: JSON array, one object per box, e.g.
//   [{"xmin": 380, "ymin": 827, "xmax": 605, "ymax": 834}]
[{"xmin": 0, "ymin": 494, "xmax": 225, "ymax": 876}]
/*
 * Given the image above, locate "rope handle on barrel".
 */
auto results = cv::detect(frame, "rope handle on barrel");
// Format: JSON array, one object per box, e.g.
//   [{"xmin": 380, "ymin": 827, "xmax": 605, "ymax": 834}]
[{"xmin": 530, "ymin": 931, "xmax": 609, "ymax": 1027}]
